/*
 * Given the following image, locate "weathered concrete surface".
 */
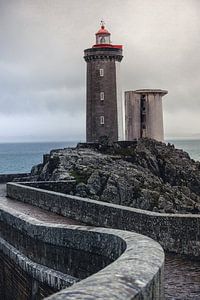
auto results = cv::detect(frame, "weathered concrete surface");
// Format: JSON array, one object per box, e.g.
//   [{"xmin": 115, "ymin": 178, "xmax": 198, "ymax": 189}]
[
  {"xmin": 0, "ymin": 238, "xmax": 78, "ymax": 299},
  {"xmin": 125, "ymin": 90, "xmax": 167, "ymax": 142},
  {"xmin": 0, "ymin": 183, "xmax": 83, "ymax": 299},
  {"xmin": 0, "ymin": 250, "xmax": 55, "ymax": 300},
  {"xmin": 125, "ymin": 91, "xmax": 141, "ymax": 140},
  {"xmin": 0, "ymin": 184, "xmax": 81, "ymax": 225},
  {"xmin": 7, "ymin": 181, "xmax": 200, "ymax": 258},
  {"xmin": 21, "ymin": 180, "xmax": 77, "ymax": 194},
  {"xmin": 2, "ymin": 181, "xmax": 200, "ymax": 299},
  {"xmin": 0, "ymin": 200, "xmax": 164, "ymax": 300}
]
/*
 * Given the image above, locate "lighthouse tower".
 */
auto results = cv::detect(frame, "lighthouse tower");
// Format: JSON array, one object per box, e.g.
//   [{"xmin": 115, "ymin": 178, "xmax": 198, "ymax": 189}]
[{"xmin": 84, "ymin": 22, "xmax": 124, "ymax": 143}]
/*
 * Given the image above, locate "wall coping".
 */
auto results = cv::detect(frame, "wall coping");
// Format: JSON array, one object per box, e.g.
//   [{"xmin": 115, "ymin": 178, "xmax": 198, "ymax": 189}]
[
  {"xmin": 0, "ymin": 173, "xmax": 30, "ymax": 183},
  {"xmin": 6, "ymin": 181, "xmax": 200, "ymax": 257},
  {"xmin": 0, "ymin": 192, "xmax": 164, "ymax": 300},
  {"xmin": 8, "ymin": 182, "xmax": 200, "ymax": 219},
  {"xmin": 0, "ymin": 237, "xmax": 78, "ymax": 290}
]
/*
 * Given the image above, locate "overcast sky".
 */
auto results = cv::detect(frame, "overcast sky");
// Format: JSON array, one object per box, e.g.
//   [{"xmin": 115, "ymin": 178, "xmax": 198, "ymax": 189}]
[{"xmin": 0, "ymin": 0, "xmax": 200, "ymax": 142}]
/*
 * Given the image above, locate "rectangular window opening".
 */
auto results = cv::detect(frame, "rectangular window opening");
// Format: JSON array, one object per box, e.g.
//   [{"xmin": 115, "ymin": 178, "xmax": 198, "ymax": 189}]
[
  {"xmin": 100, "ymin": 116, "xmax": 104, "ymax": 125},
  {"xmin": 100, "ymin": 92, "xmax": 104, "ymax": 101},
  {"xmin": 100, "ymin": 69, "xmax": 104, "ymax": 77}
]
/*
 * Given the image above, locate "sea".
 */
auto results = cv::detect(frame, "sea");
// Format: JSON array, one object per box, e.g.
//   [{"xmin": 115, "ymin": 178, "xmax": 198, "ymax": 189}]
[
  {"xmin": 0, "ymin": 141, "xmax": 77, "ymax": 174},
  {"xmin": 0, "ymin": 139, "xmax": 199, "ymax": 174}
]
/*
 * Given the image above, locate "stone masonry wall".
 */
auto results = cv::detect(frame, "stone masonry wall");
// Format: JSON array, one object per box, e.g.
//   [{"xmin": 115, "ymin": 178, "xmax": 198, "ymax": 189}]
[
  {"xmin": 0, "ymin": 173, "xmax": 30, "ymax": 183},
  {"xmin": 0, "ymin": 250, "xmax": 56, "ymax": 300},
  {"xmin": 21, "ymin": 180, "xmax": 76, "ymax": 195},
  {"xmin": 7, "ymin": 182, "xmax": 200, "ymax": 257},
  {"xmin": 1, "ymin": 186, "xmax": 164, "ymax": 300}
]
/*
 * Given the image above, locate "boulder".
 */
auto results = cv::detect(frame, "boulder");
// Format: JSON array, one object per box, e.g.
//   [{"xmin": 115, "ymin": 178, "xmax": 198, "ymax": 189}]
[{"xmin": 30, "ymin": 139, "xmax": 200, "ymax": 214}]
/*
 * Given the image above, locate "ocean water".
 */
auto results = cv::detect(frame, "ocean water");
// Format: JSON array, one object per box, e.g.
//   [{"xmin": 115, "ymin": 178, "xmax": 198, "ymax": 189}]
[
  {"xmin": 167, "ymin": 139, "xmax": 200, "ymax": 162},
  {"xmin": 0, "ymin": 141, "xmax": 77, "ymax": 174},
  {"xmin": 0, "ymin": 140, "xmax": 199, "ymax": 174}
]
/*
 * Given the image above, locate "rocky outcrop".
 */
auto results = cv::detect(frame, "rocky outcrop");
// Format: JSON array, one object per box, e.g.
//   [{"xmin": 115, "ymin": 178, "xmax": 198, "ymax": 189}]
[{"xmin": 30, "ymin": 139, "xmax": 200, "ymax": 214}]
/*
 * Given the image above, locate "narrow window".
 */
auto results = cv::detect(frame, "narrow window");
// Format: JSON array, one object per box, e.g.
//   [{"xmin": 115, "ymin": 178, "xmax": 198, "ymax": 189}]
[
  {"xmin": 100, "ymin": 69, "xmax": 104, "ymax": 77},
  {"xmin": 100, "ymin": 37, "xmax": 106, "ymax": 43},
  {"xmin": 100, "ymin": 92, "xmax": 104, "ymax": 101},
  {"xmin": 100, "ymin": 116, "xmax": 104, "ymax": 125}
]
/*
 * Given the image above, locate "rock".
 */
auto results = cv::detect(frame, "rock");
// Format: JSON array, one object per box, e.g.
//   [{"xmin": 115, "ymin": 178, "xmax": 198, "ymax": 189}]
[
  {"xmin": 29, "ymin": 138, "xmax": 200, "ymax": 214},
  {"xmin": 31, "ymin": 163, "xmax": 43, "ymax": 176},
  {"xmin": 75, "ymin": 183, "xmax": 88, "ymax": 197},
  {"xmin": 87, "ymin": 171, "xmax": 101, "ymax": 195}
]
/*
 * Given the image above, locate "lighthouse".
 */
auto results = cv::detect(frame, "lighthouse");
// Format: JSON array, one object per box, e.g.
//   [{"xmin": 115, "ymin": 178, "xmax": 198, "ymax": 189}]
[{"xmin": 84, "ymin": 22, "xmax": 124, "ymax": 143}]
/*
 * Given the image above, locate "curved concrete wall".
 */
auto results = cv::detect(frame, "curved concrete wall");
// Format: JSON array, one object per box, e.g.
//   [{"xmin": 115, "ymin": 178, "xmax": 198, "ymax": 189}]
[
  {"xmin": 0, "ymin": 190, "xmax": 164, "ymax": 300},
  {"xmin": 0, "ymin": 238, "xmax": 76, "ymax": 299},
  {"xmin": 7, "ymin": 181, "xmax": 200, "ymax": 257}
]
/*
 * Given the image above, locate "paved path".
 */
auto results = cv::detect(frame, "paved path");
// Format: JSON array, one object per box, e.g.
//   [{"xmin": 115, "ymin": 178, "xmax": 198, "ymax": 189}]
[
  {"xmin": 165, "ymin": 253, "xmax": 200, "ymax": 300},
  {"xmin": 1, "ymin": 183, "xmax": 200, "ymax": 299},
  {"xmin": 0, "ymin": 184, "xmax": 82, "ymax": 225}
]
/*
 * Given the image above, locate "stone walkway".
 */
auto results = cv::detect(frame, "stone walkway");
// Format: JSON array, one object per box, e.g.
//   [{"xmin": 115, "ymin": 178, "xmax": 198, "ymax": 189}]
[
  {"xmin": 1, "ymin": 183, "xmax": 200, "ymax": 299},
  {"xmin": 0, "ymin": 184, "xmax": 82, "ymax": 225},
  {"xmin": 165, "ymin": 253, "xmax": 200, "ymax": 299}
]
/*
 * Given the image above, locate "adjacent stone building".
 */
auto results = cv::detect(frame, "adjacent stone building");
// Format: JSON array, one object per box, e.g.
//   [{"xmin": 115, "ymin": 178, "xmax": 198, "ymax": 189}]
[
  {"xmin": 125, "ymin": 89, "xmax": 168, "ymax": 142},
  {"xmin": 84, "ymin": 22, "xmax": 124, "ymax": 143}
]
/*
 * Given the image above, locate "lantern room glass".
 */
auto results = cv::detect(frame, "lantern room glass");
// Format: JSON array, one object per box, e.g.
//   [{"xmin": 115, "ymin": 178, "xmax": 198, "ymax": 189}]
[{"xmin": 96, "ymin": 34, "xmax": 111, "ymax": 44}]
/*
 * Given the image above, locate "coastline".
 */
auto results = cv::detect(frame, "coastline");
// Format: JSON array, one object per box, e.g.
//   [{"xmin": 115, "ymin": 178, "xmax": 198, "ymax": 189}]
[{"xmin": 0, "ymin": 139, "xmax": 199, "ymax": 174}]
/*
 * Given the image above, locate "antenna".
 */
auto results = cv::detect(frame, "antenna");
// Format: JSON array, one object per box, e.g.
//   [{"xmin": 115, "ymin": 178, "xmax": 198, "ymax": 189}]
[{"xmin": 100, "ymin": 20, "xmax": 105, "ymax": 28}]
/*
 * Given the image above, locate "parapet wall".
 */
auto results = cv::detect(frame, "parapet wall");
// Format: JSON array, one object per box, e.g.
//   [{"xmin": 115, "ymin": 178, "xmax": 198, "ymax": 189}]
[
  {"xmin": 7, "ymin": 181, "xmax": 200, "ymax": 257},
  {"xmin": 21, "ymin": 180, "xmax": 76, "ymax": 194},
  {"xmin": 0, "ymin": 238, "xmax": 75, "ymax": 299},
  {"xmin": 0, "ymin": 173, "xmax": 30, "ymax": 183},
  {"xmin": 0, "ymin": 199, "xmax": 164, "ymax": 300}
]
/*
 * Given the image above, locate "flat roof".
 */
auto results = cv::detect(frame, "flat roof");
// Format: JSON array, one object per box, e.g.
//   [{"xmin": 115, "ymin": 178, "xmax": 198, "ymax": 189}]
[{"xmin": 133, "ymin": 89, "xmax": 168, "ymax": 95}]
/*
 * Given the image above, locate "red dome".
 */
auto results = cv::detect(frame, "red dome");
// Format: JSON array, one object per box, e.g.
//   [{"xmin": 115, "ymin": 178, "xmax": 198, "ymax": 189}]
[{"xmin": 96, "ymin": 25, "xmax": 110, "ymax": 35}]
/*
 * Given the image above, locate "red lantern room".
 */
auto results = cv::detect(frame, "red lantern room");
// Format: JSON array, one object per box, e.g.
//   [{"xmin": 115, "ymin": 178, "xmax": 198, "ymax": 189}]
[
  {"xmin": 93, "ymin": 21, "xmax": 122, "ymax": 49},
  {"xmin": 95, "ymin": 21, "xmax": 111, "ymax": 45}
]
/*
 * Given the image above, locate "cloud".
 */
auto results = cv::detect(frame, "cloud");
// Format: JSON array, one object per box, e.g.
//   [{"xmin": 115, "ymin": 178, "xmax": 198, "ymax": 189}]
[
  {"xmin": 0, "ymin": 112, "xmax": 85, "ymax": 142},
  {"xmin": 0, "ymin": 0, "xmax": 199, "ymax": 141}
]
